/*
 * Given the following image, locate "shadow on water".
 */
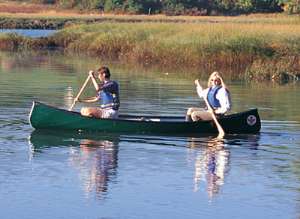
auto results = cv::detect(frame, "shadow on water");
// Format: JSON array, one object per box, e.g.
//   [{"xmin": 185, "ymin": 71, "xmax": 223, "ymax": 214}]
[{"xmin": 29, "ymin": 130, "xmax": 120, "ymax": 200}]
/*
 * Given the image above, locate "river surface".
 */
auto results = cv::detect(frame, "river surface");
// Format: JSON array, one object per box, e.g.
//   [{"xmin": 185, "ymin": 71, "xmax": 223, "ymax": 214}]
[
  {"xmin": 0, "ymin": 50, "xmax": 300, "ymax": 219},
  {"xmin": 0, "ymin": 29, "xmax": 56, "ymax": 38}
]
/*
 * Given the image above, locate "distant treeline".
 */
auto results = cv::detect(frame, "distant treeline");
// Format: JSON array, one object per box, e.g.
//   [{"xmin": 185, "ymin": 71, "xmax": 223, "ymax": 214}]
[{"xmin": 14, "ymin": 0, "xmax": 300, "ymax": 15}]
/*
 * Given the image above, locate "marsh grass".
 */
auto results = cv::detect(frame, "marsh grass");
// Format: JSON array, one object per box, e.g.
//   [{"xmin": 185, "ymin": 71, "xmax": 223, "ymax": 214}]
[
  {"xmin": 1, "ymin": 13, "xmax": 300, "ymax": 24},
  {"xmin": 246, "ymin": 56, "xmax": 300, "ymax": 82},
  {"xmin": 1, "ymin": 18, "xmax": 300, "ymax": 81},
  {"xmin": 50, "ymin": 22, "xmax": 300, "ymax": 79}
]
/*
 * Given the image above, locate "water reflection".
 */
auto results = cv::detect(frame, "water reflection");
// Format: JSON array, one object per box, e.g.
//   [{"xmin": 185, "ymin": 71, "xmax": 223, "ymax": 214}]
[
  {"xmin": 0, "ymin": 51, "xmax": 76, "ymax": 74},
  {"xmin": 0, "ymin": 29, "xmax": 56, "ymax": 38},
  {"xmin": 69, "ymin": 138, "xmax": 118, "ymax": 199},
  {"xmin": 64, "ymin": 86, "xmax": 74, "ymax": 109},
  {"xmin": 188, "ymin": 134, "xmax": 260, "ymax": 199},
  {"xmin": 188, "ymin": 137, "xmax": 230, "ymax": 199},
  {"xmin": 28, "ymin": 130, "xmax": 119, "ymax": 200}
]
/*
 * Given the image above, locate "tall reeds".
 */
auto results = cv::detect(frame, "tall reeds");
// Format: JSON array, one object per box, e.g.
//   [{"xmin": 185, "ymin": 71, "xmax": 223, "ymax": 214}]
[
  {"xmin": 50, "ymin": 22, "xmax": 300, "ymax": 80},
  {"xmin": 1, "ymin": 18, "xmax": 300, "ymax": 81}
]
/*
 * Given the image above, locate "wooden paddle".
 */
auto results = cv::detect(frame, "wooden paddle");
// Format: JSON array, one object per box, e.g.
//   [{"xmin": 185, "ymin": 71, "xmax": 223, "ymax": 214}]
[
  {"xmin": 203, "ymin": 96, "xmax": 225, "ymax": 138},
  {"xmin": 195, "ymin": 80, "xmax": 225, "ymax": 138},
  {"xmin": 68, "ymin": 74, "xmax": 92, "ymax": 111}
]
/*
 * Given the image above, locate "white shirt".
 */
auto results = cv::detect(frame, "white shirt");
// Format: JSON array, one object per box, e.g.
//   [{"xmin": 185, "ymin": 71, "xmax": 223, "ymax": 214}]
[{"xmin": 196, "ymin": 85, "xmax": 231, "ymax": 114}]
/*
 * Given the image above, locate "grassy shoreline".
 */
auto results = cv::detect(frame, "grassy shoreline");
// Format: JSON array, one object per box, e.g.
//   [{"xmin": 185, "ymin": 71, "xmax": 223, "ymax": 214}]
[{"xmin": 0, "ymin": 14, "xmax": 299, "ymax": 82}]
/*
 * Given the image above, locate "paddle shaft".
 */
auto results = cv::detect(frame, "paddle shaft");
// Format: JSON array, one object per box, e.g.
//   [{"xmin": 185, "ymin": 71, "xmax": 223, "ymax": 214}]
[
  {"xmin": 69, "ymin": 75, "xmax": 91, "ymax": 111},
  {"xmin": 195, "ymin": 79, "xmax": 225, "ymax": 137},
  {"xmin": 203, "ymin": 97, "xmax": 225, "ymax": 138}
]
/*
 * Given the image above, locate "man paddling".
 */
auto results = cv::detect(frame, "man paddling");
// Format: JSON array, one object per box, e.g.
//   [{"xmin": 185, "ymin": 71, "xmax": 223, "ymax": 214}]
[{"xmin": 77, "ymin": 66, "xmax": 120, "ymax": 119}]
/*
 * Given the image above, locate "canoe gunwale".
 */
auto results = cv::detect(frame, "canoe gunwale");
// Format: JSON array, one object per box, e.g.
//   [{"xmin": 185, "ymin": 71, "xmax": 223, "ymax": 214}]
[{"xmin": 31, "ymin": 101, "xmax": 258, "ymax": 121}]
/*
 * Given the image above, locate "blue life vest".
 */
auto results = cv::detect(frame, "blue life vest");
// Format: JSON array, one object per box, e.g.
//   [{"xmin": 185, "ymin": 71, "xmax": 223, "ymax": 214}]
[
  {"xmin": 207, "ymin": 86, "xmax": 221, "ymax": 108},
  {"xmin": 98, "ymin": 81, "xmax": 120, "ymax": 110}
]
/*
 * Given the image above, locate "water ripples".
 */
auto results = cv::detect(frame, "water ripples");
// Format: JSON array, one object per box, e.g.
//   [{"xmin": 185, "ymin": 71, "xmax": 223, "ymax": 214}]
[{"xmin": 0, "ymin": 51, "xmax": 300, "ymax": 218}]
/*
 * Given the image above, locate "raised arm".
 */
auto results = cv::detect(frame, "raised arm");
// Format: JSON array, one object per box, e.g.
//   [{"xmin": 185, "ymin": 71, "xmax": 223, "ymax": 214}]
[
  {"xmin": 76, "ymin": 70, "xmax": 101, "ymax": 103},
  {"xmin": 195, "ymin": 79, "xmax": 205, "ymax": 98},
  {"xmin": 89, "ymin": 70, "xmax": 100, "ymax": 91}
]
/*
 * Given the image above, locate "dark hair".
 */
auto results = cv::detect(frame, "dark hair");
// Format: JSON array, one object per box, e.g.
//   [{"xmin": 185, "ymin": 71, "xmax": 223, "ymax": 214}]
[{"xmin": 97, "ymin": 66, "xmax": 110, "ymax": 79}]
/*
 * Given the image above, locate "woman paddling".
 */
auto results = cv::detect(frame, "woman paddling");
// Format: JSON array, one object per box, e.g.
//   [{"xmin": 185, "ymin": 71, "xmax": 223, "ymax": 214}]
[{"xmin": 186, "ymin": 71, "xmax": 231, "ymax": 122}]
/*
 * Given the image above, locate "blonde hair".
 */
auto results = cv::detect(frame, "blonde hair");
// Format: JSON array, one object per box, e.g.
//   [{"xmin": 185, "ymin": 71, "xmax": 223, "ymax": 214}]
[{"xmin": 207, "ymin": 71, "xmax": 227, "ymax": 89}]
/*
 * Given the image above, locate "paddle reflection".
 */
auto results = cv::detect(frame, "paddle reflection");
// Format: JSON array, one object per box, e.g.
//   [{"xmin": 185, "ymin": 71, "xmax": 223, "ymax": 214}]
[
  {"xmin": 29, "ymin": 130, "xmax": 119, "ymax": 199},
  {"xmin": 189, "ymin": 137, "xmax": 230, "ymax": 199}
]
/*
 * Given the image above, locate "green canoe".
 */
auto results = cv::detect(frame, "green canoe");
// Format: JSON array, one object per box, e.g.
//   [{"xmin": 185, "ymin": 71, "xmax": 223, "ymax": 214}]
[{"xmin": 29, "ymin": 101, "xmax": 261, "ymax": 134}]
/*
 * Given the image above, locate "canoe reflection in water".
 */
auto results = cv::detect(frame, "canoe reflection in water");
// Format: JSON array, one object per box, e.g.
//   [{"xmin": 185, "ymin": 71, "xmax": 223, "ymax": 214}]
[
  {"xmin": 29, "ymin": 130, "xmax": 119, "ymax": 199},
  {"xmin": 188, "ymin": 135, "xmax": 259, "ymax": 199}
]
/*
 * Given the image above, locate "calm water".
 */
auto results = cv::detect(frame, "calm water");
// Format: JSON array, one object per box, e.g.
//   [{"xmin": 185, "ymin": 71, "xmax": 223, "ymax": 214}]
[
  {"xmin": 0, "ymin": 29, "xmax": 56, "ymax": 38},
  {"xmin": 0, "ymin": 51, "xmax": 300, "ymax": 219}
]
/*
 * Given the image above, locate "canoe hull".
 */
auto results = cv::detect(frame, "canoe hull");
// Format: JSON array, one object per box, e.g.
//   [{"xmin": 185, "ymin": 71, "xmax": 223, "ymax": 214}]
[{"xmin": 29, "ymin": 101, "xmax": 261, "ymax": 134}]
